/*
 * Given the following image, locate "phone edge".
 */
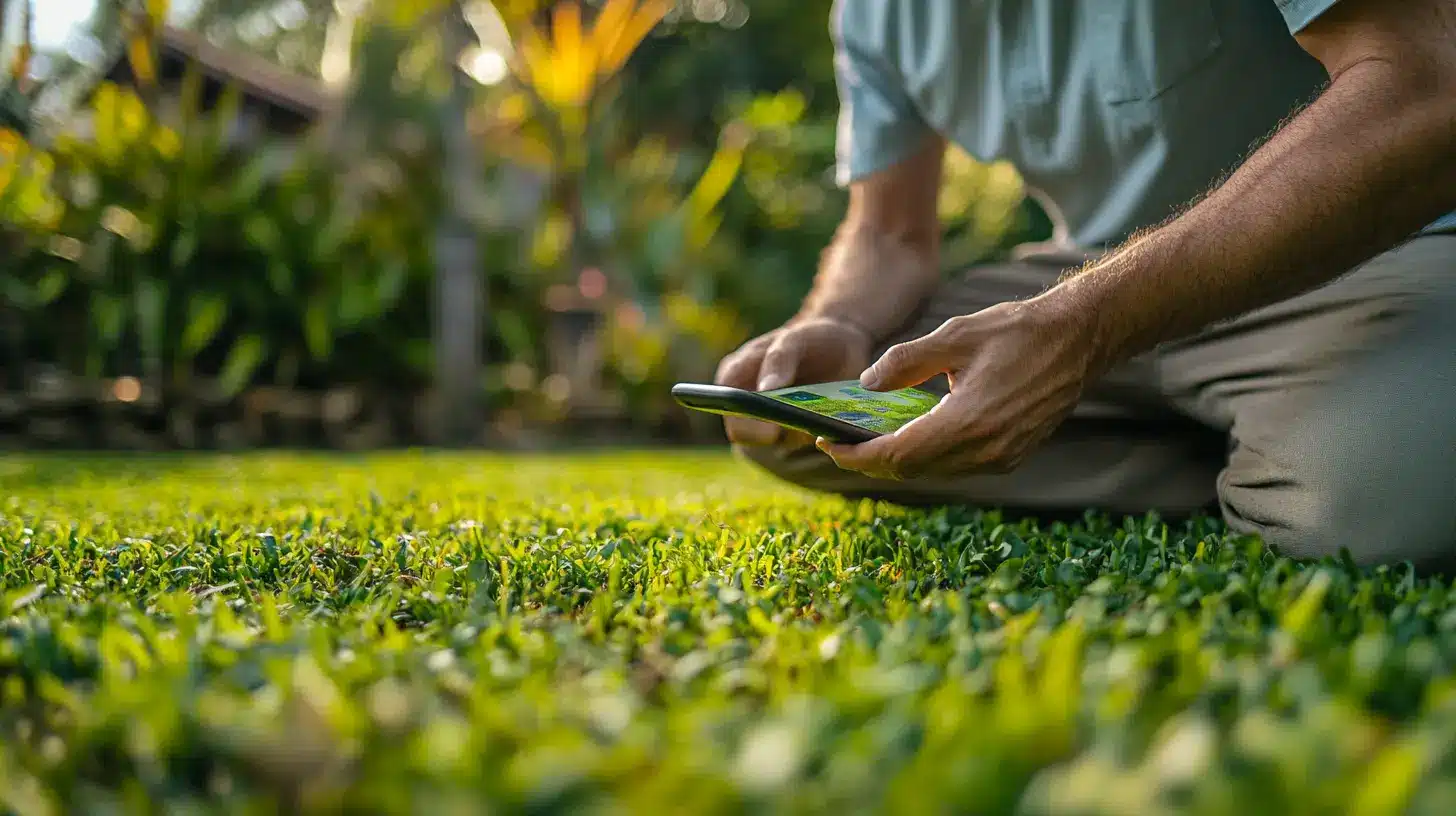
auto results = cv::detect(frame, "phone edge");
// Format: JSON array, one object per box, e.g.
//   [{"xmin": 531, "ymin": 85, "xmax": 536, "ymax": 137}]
[{"xmin": 671, "ymin": 383, "xmax": 881, "ymax": 444}]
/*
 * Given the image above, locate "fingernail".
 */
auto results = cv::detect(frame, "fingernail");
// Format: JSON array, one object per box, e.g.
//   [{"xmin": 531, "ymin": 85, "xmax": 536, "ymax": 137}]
[
  {"xmin": 814, "ymin": 437, "xmax": 829, "ymax": 453},
  {"xmin": 858, "ymin": 367, "xmax": 879, "ymax": 389},
  {"xmin": 757, "ymin": 373, "xmax": 788, "ymax": 391}
]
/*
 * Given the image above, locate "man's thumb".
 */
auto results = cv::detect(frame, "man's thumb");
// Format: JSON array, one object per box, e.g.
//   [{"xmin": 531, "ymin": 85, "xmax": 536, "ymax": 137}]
[{"xmin": 859, "ymin": 335, "xmax": 951, "ymax": 391}]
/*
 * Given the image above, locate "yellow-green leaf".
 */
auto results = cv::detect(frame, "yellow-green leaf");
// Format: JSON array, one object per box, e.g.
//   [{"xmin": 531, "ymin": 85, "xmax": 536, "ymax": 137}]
[
  {"xmin": 127, "ymin": 36, "xmax": 156, "ymax": 86},
  {"xmin": 181, "ymin": 294, "xmax": 227, "ymax": 357},
  {"xmin": 304, "ymin": 300, "xmax": 334, "ymax": 361},
  {"xmin": 598, "ymin": 0, "xmax": 670, "ymax": 74},
  {"xmin": 146, "ymin": 0, "xmax": 171, "ymax": 26},
  {"xmin": 219, "ymin": 335, "xmax": 266, "ymax": 396}
]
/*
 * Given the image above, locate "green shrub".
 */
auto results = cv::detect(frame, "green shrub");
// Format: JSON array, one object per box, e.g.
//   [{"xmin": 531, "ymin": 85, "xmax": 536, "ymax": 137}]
[{"xmin": 2, "ymin": 78, "xmax": 442, "ymax": 395}]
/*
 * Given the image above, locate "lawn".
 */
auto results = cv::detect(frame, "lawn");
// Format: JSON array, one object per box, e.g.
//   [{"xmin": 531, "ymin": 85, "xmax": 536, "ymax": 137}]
[{"xmin": 1, "ymin": 452, "xmax": 1454, "ymax": 814}]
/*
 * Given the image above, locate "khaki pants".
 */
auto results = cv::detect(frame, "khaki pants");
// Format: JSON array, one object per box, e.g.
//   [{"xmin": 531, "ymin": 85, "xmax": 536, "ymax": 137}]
[{"xmin": 739, "ymin": 235, "xmax": 1456, "ymax": 569}]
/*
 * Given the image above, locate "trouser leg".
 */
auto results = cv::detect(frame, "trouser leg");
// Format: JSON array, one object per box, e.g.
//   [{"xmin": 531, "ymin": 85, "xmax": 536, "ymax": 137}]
[{"xmin": 1157, "ymin": 234, "xmax": 1456, "ymax": 569}]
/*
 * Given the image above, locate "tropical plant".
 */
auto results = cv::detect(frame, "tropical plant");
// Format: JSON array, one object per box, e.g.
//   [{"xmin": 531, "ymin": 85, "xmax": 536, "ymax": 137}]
[
  {"xmin": 2, "ymin": 77, "xmax": 438, "ymax": 400},
  {"xmin": 0, "ymin": 0, "xmax": 1042, "ymax": 444}
]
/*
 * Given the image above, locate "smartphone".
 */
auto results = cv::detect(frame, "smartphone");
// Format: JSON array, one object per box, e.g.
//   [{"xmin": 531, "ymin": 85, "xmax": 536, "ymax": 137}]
[{"xmin": 672, "ymin": 380, "xmax": 942, "ymax": 444}]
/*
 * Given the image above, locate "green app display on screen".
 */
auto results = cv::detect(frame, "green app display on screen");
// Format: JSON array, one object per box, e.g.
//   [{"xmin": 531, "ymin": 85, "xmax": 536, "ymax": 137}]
[{"xmin": 764, "ymin": 381, "xmax": 940, "ymax": 434}]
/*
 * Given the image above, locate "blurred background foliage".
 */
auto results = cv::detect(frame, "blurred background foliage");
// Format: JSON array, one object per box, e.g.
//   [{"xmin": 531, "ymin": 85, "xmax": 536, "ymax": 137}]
[{"xmin": 0, "ymin": 0, "xmax": 1045, "ymax": 445}]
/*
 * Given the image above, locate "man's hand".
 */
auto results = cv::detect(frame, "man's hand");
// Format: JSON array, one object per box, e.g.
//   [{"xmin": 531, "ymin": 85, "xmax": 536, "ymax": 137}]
[
  {"xmin": 715, "ymin": 317, "xmax": 874, "ymax": 446},
  {"xmin": 817, "ymin": 297, "xmax": 1097, "ymax": 479}
]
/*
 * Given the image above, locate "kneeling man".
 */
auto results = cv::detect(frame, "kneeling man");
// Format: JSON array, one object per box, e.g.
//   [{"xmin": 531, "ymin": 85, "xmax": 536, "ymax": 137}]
[{"xmin": 716, "ymin": 0, "xmax": 1456, "ymax": 568}]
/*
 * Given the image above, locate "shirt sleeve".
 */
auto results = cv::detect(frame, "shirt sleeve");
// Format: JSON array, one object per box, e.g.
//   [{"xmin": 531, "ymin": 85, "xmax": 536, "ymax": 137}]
[
  {"xmin": 1274, "ymin": 0, "xmax": 1342, "ymax": 34},
  {"xmin": 831, "ymin": 0, "xmax": 931, "ymax": 187}
]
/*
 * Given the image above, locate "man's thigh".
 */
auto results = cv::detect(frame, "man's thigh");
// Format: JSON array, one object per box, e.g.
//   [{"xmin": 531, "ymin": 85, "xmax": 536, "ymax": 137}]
[
  {"xmin": 739, "ymin": 252, "xmax": 1225, "ymax": 517},
  {"xmin": 1158, "ymin": 234, "xmax": 1456, "ymax": 568}
]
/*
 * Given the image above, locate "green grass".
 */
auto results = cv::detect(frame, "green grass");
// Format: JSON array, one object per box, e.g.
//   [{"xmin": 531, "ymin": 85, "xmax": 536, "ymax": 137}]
[{"xmin": 1, "ymin": 452, "xmax": 1455, "ymax": 814}]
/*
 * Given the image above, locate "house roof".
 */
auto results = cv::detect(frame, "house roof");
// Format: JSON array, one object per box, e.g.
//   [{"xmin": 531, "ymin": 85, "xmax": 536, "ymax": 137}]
[{"xmin": 102, "ymin": 26, "xmax": 336, "ymax": 122}]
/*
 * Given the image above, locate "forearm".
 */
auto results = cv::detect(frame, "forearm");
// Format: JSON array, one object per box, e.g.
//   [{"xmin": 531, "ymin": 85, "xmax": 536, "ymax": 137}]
[
  {"xmin": 1049, "ymin": 56, "xmax": 1456, "ymax": 374},
  {"xmin": 796, "ymin": 134, "xmax": 947, "ymax": 342},
  {"xmin": 797, "ymin": 222, "xmax": 941, "ymax": 341}
]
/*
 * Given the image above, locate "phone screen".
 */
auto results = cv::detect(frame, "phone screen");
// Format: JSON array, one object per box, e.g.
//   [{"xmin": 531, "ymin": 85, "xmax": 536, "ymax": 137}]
[{"xmin": 763, "ymin": 381, "xmax": 941, "ymax": 434}]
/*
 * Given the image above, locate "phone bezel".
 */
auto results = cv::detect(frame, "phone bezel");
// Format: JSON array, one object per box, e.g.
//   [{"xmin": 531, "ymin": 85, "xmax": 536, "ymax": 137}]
[{"xmin": 671, "ymin": 383, "xmax": 886, "ymax": 444}]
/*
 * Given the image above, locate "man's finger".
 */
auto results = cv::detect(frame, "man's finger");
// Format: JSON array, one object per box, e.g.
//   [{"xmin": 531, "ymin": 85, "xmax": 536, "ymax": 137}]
[
  {"xmin": 756, "ymin": 335, "xmax": 802, "ymax": 391},
  {"xmin": 715, "ymin": 342, "xmax": 783, "ymax": 445},
  {"xmin": 859, "ymin": 321, "xmax": 964, "ymax": 391},
  {"xmin": 742, "ymin": 335, "xmax": 808, "ymax": 446},
  {"xmin": 715, "ymin": 343, "xmax": 764, "ymax": 389},
  {"xmin": 815, "ymin": 434, "xmax": 905, "ymax": 480},
  {"xmin": 816, "ymin": 395, "xmax": 966, "ymax": 478}
]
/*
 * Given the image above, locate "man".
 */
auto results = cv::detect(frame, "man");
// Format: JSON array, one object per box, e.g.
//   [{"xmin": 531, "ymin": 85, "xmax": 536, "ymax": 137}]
[{"xmin": 715, "ymin": 0, "xmax": 1456, "ymax": 568}]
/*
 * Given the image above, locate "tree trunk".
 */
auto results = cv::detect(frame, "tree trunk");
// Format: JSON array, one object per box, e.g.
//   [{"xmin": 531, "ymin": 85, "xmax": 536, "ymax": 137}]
[{"xmin": 430, "ymin": 0, "xmax": 486, "ymax": 446}]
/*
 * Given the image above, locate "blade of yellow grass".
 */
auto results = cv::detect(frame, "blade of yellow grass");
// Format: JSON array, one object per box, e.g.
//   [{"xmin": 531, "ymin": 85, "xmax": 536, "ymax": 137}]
[
  {"xmin": 0, "ymin": 129, "xmax": 23, "ymax": 162},
  {"xmin": 517, "ymin": 26, "xmax": 559, "ymax": 103},
  {"xmin": 127, "ymin": 37, "xmax": 156, "ymax": 85},
  {"xmin": 146, "ymin": 0, "xmax": 171, "ymax": 26},
  {"xmin": 598, "ymin": 0, "xmax": 671, "ymax": 74},
  {"xmin": 590, "ymin": 0, "xmax": 636, "ymax": 68},
  {"xmin": 550, "ymin": 2, "xmax": 595, "ymax": 107},
  {"xmin": 125, "ymin": 0, "xmax": 170, "ymax": 87},
  {"xmin": 684, "ymin": 138, "xmax": 745, "ymax": 249},
  {"xmin": 508, "ymin": 0, "xmax": 667, "ymax": 113}
]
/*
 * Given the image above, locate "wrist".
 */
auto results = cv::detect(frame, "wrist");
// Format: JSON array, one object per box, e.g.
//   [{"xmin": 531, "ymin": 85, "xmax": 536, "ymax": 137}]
[
  {"xmin": 1027, "ymin": 276, "xmax": 1125, "ymax": 380},
  {"xmin": 796, "ymin": 283, "xmax": 936, "ymax": 347},
  {"xmin": 788, "ymin": 310, "xmax": 878, "ymax": 346},
  {"xmin": 798, "ymin": 228, "xmax": 941, "ymax": 346}
]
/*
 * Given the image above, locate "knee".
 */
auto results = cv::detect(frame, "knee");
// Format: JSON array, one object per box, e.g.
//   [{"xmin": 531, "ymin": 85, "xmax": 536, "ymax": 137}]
[
  {"xmin": 1222, "ymin": 467, "xmax": 1456, "ymax": 573},
  {"xmin": 1285, "ymin": 506, "xmax": 1454, "ymax": 575}
]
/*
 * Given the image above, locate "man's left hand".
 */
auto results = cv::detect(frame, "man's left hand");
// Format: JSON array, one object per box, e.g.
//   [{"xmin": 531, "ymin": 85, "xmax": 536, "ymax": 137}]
[{"xmin": 816, "ymin": 295, "xmax": 1101, "ymax": 480}]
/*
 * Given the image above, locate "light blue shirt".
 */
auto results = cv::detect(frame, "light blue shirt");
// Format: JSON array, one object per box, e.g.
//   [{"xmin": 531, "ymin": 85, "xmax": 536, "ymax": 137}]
[{"xmin": 832, "ymin": 0, "xmax": 1456, "ymax": 248}]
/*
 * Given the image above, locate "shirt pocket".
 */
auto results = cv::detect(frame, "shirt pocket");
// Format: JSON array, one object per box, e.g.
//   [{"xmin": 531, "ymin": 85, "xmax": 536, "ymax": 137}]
[{"xmin": 1094, "ymin": 0, "xmax": 1223, "ymax": 104}]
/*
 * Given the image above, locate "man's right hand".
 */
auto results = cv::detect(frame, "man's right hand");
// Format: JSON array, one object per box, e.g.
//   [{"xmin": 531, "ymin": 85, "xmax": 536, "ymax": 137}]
[{"xmin": 713, "ymin": 316, "xmax": 875, "ymax": 446}]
